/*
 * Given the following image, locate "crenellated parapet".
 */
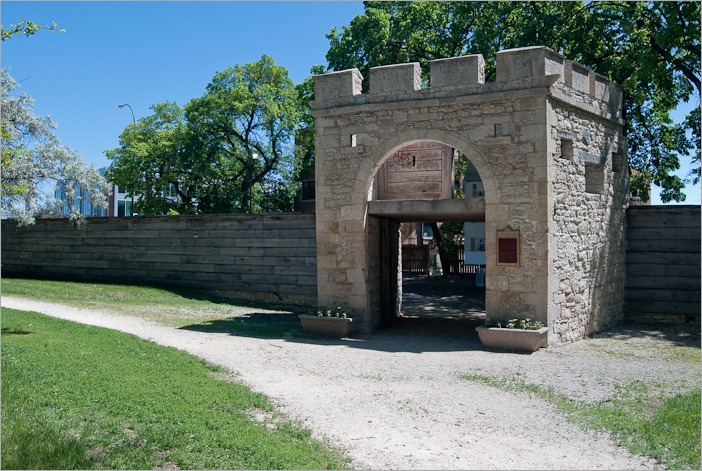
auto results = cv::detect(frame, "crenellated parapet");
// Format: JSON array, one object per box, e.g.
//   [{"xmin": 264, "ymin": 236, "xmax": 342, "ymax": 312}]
[
  {"xmin": 313, "ymin": 45, "xmax": 629, "ymax": 343},
  {"xmin": 312, "ymin": 46, "xmax": 623, "ymax": 121}
]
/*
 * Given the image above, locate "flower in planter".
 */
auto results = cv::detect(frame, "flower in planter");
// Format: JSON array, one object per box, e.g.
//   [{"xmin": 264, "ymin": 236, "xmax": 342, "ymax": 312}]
[
  {"xmin": 488, "ymin": 318, "xmax": 544, "ymax": 330},
  {"xmin": 310, "ymin": 306, "xmax": 348, "ymax": 319}
]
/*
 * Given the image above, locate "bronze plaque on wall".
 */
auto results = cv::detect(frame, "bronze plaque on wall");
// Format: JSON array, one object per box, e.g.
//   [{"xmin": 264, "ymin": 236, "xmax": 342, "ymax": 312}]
[{"xmin": 496, "ymin": 230, "xmax": 520, "ymax": 266}]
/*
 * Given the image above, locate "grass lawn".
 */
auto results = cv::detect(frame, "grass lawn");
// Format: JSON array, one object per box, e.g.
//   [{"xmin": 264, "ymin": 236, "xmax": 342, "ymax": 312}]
[
  {"xmin": 462, "ymin": 374, "xmax": 701, "ymax": 470},
  {"xmin": 1, "ymin": 308, "xmax": 347, "ymax": 470},
  {"xmin": 1, "ymin": 277, "xmax": 302, "ymax": 331},
  {"xmin": 3, "ymin": 277, "xmax": 700, "ymax": 469}
]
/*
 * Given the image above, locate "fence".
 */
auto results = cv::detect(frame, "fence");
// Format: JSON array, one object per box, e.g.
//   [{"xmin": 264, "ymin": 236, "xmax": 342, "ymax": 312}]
[
  {"xmin": 401, "ymin": 245, "xmax": 430, "ymax": 274},
  {"xmin": 625, "ymin": 205, "xmax": 701, "ymax": 322},
  {"xmin": 3, "ymin": 206, "xmax": 699, "ymax": 322},
  {"xmin": 1, "ymin": 213, "xmax": 317, "ymax": 307},
  {"xmin": 401, "ymin": 244, "xmax": 482, "ymax": 275}
]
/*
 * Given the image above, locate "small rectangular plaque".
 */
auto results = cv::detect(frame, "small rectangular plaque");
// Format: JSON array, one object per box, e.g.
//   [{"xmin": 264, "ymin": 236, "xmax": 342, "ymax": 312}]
[{"xmin": 496, "ymin": 230, "xmax": 520, "ymax": 266}]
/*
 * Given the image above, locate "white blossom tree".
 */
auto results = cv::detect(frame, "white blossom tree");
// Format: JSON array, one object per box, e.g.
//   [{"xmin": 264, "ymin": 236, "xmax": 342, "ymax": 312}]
[{"xmin": 1, "ymin": 68, "xmax": 109, "ymax": 225}]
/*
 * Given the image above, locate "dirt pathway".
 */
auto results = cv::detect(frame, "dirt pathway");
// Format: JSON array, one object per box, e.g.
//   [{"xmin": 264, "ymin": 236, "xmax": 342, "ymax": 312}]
[{"xmin": 6, "ymin": 296, "xmax": 698, "ymax": 470}]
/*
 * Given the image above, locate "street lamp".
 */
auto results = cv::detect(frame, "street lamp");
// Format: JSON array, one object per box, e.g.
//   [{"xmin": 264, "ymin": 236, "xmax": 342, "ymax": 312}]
[
  {"xmin": 118, "ymin": 103, "xmax": 136, "ymax": 124},
  {"xmin": 118, "ymin": 103, "xmax": 136, "ymax": 217},
  {"xmin": 249, "ymin": 153, "xmax": 258, "ymax": 213}
]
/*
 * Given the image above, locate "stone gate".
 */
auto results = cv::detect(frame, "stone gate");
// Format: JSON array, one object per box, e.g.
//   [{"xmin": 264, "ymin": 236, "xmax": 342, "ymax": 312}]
[{"xmin": 311, "ymin": 46, "xmax": 629, "ymax": 345}]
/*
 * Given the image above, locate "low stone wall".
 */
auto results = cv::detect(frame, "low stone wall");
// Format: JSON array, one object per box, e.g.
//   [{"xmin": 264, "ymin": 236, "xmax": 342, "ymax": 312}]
[
  {"xmin": 625, "ymin": 205, "xmax": 701, "ymax": 322},
  {"xmin": 1, "ymin": 214, "xmax": 317, "ymax": 307},
  {"xmin": 3, "ymin": 205, "xmax": 699, "ymax": 326}
]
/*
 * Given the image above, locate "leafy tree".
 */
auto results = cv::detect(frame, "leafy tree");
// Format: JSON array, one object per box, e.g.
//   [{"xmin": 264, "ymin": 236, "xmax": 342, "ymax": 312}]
[
  {"xmin": 106, "ymin": 102, "xmax": 211, "ymax": 215},
  {"xmin": 185, "ymin": 54, "xmax": 302, "ymax": 213},
  {"xmin": 326, "ymin": 1, "xmax": 700, "ymax": 202},
  {"xmin": 107, "ymin": 55, "xmax": 302, "ymax": 215},
  {"xmin": 1, "ymin": 69, "xmax": 108, "ymax": 225}
]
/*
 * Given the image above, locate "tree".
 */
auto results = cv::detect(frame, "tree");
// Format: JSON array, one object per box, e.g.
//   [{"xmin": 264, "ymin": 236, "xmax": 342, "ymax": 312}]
[
  {"xmin": 326, "ymin": 1, "xmax": 701, "ymax": 202},
  {"xmin": 105, "ymin": 102, "xmax": 209, "ymax": 215},
  {"xmin": 1, "ymin": 69, "xmax": 108, "ymax": 225},
  {"xmin": 107, "ymin": 55, "xmax": 302, "ymax": 215},
  {"xmin": 185, "ymin": 54, "xmax": 302, "ymax": 213},
  {"xmin": 295, "ymin": 65, "xmax": 328, "ymax": 185}
]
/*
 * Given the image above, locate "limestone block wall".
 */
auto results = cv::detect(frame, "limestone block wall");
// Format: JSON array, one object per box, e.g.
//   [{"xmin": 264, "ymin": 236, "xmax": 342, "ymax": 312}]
[
  {"xmin": 548, "ymin": 104, "xmax": 628, "ymax": 342},
  {"xmin": 312, "ymin": 46, "xmax": 626, "ymax": 343},
  {"xmin": 1, "ymin": 214, "xmax": 317, "ymax": 307}
]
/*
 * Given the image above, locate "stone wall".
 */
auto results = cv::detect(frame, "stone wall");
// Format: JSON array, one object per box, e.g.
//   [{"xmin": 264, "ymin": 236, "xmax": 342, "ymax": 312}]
[
  {"xmin": 1, "ymin": 214, "xmax": 317, "ymax": 307},
  {"xmin": 548, "ymin": 99, "xmax": 629, "ymax": 342},
  {"xmin": 311, "ymin": 46, "xmax": 627, "ymax": 344},
  {"xmin": 3, "ymin": 206, "xmax": 696, "ymax": 331}
]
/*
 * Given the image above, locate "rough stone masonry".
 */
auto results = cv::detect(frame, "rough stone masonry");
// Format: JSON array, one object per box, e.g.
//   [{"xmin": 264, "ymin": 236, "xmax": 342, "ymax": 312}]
[{"xmin": 311, "ymin": 46, "xmax": 628, "ymax": 346}]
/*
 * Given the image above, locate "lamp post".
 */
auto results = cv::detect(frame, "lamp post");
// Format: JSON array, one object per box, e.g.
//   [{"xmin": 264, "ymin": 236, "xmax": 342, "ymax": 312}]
[
  {"xmin": 118, "ymin": 103, "xmax": 136, "ymax": 216},
  {"xmin": 249, "ymin": 153, "xmax": 258, "ymax": 213},
  {"xmin": 118, "ymin": 103, "xmax": 136, "ymax": 123}
]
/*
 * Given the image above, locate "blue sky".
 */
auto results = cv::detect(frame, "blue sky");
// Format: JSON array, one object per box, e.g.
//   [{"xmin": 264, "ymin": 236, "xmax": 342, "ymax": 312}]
[
  {"xmin": 2, "ymin": 1, "xmax": 365, "ymax": 165},
  {"xmin": 3, "ymin": 1, "xmax": 699, "ymax": 205}
]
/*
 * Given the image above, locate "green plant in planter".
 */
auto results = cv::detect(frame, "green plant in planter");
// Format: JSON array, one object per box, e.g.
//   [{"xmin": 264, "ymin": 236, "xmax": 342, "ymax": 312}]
[
  {"xmin": 310, "ymin": 306, "xmax": 348, "ymax": 319},
  {"xmin": 488, "ymin": 318, "xmax": 544, "ymax": 330}
]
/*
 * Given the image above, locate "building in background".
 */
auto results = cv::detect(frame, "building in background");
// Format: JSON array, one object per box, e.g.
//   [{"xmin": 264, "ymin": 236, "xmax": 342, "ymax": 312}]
[
  {"xmin": 54, "ymin": 180, "xmax": 107, "ymax": 217},
  {"xmin": 54, "ymin": 167, "xmax": 133, "ymax": 218},
  {"xmin": 463, "ymin": 160, "xmax": 486, "ymax": 266}
]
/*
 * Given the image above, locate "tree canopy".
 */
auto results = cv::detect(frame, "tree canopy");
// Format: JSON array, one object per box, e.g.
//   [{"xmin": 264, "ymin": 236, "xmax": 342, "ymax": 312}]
[
  {"xmin": 326, "ymin": 1, "xmax": 701, "ymax": 202},
  {"xmin": 1, "ymin": 69, "xmax": 108, "ymax": 225},
  {"xmin": 107, "ymin": 55, "xmax": 302, "ymax": 215}
]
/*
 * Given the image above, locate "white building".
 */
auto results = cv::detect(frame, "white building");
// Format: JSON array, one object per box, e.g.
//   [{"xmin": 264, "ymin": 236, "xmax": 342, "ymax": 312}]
[
  {"xmin": 55, "ymin": 167, "xmax": 133, "ymax": 218},
  {"xmin": 463, "ymin": 160, "xmax": 486, "ymax": 266}
]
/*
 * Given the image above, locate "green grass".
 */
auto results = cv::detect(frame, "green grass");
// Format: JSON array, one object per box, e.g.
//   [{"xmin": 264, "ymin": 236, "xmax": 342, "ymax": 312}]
[
  {"xmin": 1, "ymin": 308, "xmax": 347, "ymax": 470},
  {"xmin": 1, "ymin": 277, "xmax": 297, "ymax": 329},
  {"xmin": 462, "ymin": 374, "xmax": 701, "ymax": 470}
]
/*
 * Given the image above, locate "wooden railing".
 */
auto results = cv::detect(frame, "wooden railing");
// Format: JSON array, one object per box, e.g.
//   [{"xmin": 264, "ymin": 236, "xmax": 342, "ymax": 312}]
[{"xmin": 401, "ymin": 245, "xmax": 483, "ymax": 275}]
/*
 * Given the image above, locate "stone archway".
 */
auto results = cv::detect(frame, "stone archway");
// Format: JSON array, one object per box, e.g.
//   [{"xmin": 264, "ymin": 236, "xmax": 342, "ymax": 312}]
[
  {"xmin": 366, "ymin": 138, "xmax": 489, "ymax": 329},
  {"xmin": 311, "ymin": 47, "xmax": 628, "ymax": 345}
]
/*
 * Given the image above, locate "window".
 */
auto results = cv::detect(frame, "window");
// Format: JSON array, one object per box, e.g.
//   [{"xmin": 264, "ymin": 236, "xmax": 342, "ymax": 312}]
[
  {"xmin": 470, "ymin": 237, "xmax": 485, "ymax": 252},
  {"xmin": 560, "ymin": 139, "xmax": 574, "ymax": 160},
  {"xmin": 585, "ymin": 163, "xmax": 605, "ymax": 195},
  {"xmin": 117, "ymin": 200, "xmax": 132, "ymax": 217},
  {"xmin": 421, "ymin": 223, "xmax": 434, "ymax": 239},
  {"xmin": 611, "ymin": 153, "xmax": 623, "ymax": 173}
]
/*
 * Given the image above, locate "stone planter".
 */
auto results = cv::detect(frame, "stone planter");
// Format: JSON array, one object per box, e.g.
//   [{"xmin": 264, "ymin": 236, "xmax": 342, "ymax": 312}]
[
  {"xmin": 298, "ymin": 314, "xmax": 355, "ymax": 338},
  {"xmin": 475, "ymin": 325, "xmax": 549, "ymax": 352}
]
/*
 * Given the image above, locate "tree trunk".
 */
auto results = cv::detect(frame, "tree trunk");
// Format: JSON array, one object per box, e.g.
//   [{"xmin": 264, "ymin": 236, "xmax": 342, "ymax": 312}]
[{"xmin": 429, "ymin": 222, "xmax": 451, "ymax": 276}]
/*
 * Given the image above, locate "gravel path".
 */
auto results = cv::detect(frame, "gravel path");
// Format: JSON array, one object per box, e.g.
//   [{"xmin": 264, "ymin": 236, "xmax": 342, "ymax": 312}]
[{"xmin": 5, "ymin": 296, "xmax": 700, "ymax": 470}]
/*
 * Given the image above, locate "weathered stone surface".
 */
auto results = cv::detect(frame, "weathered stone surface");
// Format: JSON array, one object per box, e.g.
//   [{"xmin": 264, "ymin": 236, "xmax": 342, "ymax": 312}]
[
  {"xmin": 1, "ymin": 214, "xmax": 317, "ymax": 307},
  {"xmin": 312, "ymin": 46, "xmax": 627, "ymax": 345}
]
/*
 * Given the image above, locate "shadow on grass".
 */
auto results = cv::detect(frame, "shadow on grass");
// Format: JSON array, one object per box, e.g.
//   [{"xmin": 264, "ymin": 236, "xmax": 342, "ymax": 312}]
[
  {"xmin": 1, "ymin": 328, "xmax": 33, "ymax": 335},
  {"xmin": 179, "ymin": 313, "xmax": 488, "ymax": 354},
  {"xmin": 179, "ymin": 312, "xmax": 304, "ymax": 339}
]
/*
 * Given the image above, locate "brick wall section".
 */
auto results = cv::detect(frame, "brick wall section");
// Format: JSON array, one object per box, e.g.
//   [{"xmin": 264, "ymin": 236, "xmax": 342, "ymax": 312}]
[
  {"xmin": 1, "ymin": 214, "xmax": 317, "ymax": 307},
  {"xmin": 625, "ymin": 205, "xmax": 701, "ymax": 322}
]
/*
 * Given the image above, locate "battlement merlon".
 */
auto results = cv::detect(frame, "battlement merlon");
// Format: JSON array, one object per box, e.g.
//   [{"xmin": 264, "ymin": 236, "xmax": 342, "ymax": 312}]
[
  {"xmin": 370, "ymin": 62, "xmax": 421, "ymax": 94},
  {"xmin": 313, "ymin": 68, "xmax": 363, "ymax": 107},
  {"xmin": 430, "ymin": 54, "xmax": 486, "ymax": 88},
  {"xmin": 311, "ymin": 46, "xmax": 623, "ymax": 121},
  {"xmin": 497, "ymin": 46, "xmax": 623, "ymax": 118}
]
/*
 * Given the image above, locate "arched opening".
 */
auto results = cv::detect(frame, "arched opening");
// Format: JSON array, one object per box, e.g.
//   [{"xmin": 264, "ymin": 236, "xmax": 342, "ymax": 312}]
[{"xmin": 367, "ymin": 140, "xmax": 487, "ymax": 332}]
